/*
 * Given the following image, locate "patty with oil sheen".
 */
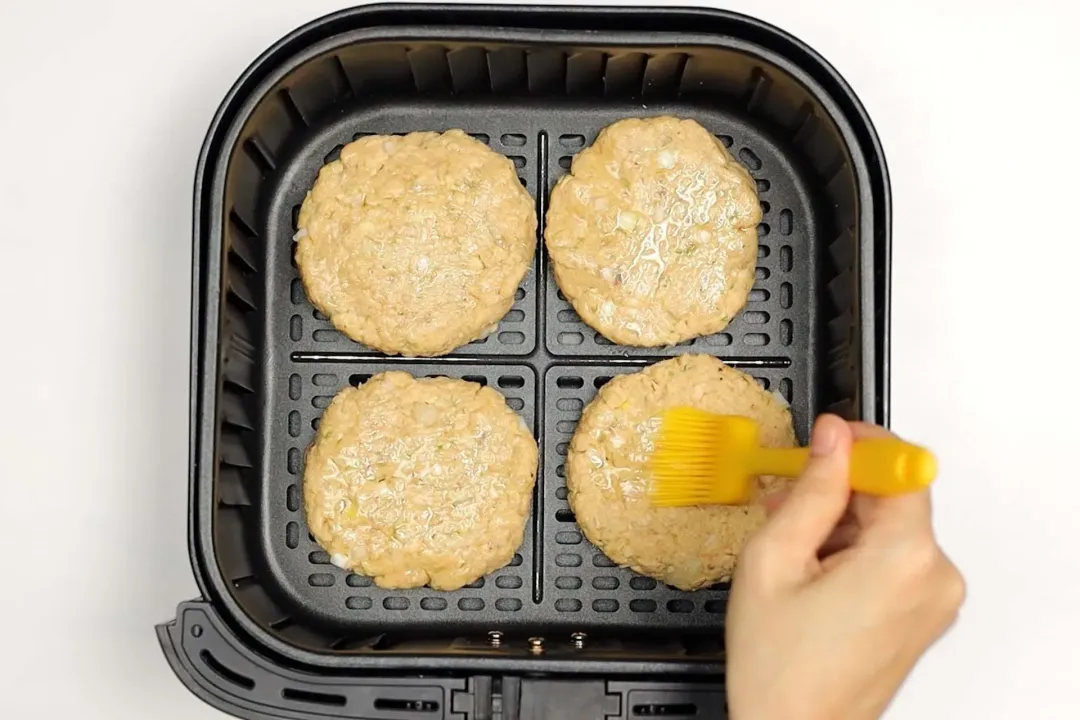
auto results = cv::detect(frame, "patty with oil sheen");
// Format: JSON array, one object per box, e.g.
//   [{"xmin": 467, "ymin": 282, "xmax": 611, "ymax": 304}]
[
  {"xmin": 295, "ymin": 130, "xmax": 536, "ymax": 357},
  {"xmin": 566, "ymin": 355, "xmax": 795, "ymax": 590},
  {"xmin": 303, "ymin": 372, "xmax": 539, "ymax": 590},
  {"xmin": 546, "ymin": 117, "xmax": 761, "ymax": 346}
]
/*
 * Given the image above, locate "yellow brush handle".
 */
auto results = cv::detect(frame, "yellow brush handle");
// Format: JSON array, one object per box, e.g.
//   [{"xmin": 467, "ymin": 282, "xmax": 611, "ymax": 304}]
[{"xmin": 751, "ymin": 438, "xmax": 937, "ymax": 495}]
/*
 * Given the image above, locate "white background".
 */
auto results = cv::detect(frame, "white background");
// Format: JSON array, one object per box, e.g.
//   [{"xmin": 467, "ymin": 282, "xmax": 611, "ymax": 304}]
[{"xmin": 0, "ymin": 0, "xmax": 1077, "ymax": 717}]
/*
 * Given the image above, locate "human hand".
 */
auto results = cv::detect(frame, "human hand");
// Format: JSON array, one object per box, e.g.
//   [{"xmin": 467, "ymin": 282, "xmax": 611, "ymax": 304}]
[{"xmin": 725, "ymin": 415, "xmax": 965, "ymax": 720}]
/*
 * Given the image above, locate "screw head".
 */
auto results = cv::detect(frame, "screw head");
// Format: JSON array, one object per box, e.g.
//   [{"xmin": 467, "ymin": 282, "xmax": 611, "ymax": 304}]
[
  {"xmin": 528, "ymin": 636, "xmax": 545, "ymax": 654},
  {"xmin": 487, "ymin": 630, "xmax": 504, "ymax": 647},
  {"xmin": 570, "ymin": 631, "xmax": 587, "ymax": 649}
]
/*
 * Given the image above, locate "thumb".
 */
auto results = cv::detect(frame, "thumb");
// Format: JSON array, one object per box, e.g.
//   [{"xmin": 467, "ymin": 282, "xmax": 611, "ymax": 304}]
[{"xmin": 758, "ymin": 414, "xmax": 853, "ymax": 555}]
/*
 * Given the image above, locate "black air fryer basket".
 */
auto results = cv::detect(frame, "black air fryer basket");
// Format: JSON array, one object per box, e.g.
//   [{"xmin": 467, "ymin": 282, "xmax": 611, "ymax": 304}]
[{"xmin": 159, "ymin": 4, "xmax": 890, "ymax": 718}]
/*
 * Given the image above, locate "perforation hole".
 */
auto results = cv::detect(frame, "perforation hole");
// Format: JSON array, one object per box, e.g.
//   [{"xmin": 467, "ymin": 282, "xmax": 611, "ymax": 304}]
[
  {"xmin": 289, "ymin": 315, "xmax": 302, "ymax": 341},
  {"xmin": 748, "ymin": 288, "xmax": 769, "ymax": 302},
  {"xmin": 555, "ymin": 508, "xmax": 576, "ymax": 522},
  {"xmin": 743, "ymin": 311, "xmax": 770, "ymax": 324},
  {"xmin": 288, "ymin": 374, "xmax": 301, "ymax": 400},
  {"xmin": 780, "ymin": 377, "xmax": 793, "ymax": 402},
  {"xmin": 287, "ymin": 448, "xmax": 300, "ymax": 475},
  {"xmin": 312, "ymin": 329, "xmax": 339, "ymax": 342},
  {"xmin": 498, "ymin": 332, "xmax": 525, "ymax": 345},
  {"xmin": 495, "ymin": 598, "xmax": 522, "ymax": 612},
  {"xmin": 420, "ymin": 597, "xmax": 447, "ymax": 611},
  {"xmin": 593, "ymin": 376, "xmax": 612, "ymax": 389},
  {"xmin": 312, "ymin": 395, "xmax": 332, "ymax": 409},
  {"xmin": 508, "ymin": 155, "xmax": 527, "ymax": 169},
  {"xmin": 667, "ymin": 599, "xmax": 694, "ymax": 613},
  {"xmin": 498, "ymin": 375, "xmax": 525, "ymax": 388},
  {"xmin": 555, "ymin": 576, "xmax": 582, "ymax": 590},
  {"xmin": 504, "ymin": 309, "xmax": 526, "ymax": 322},
  {"xmin": 630, "ymin": 599, "xmax": 657, "ymax": 613},
  {"xmin": 515, "ymin": 287, "xmax": 526, "ymax": 301},
  {"xmin": 704, "ymin": 599, "xmax": 726, "ymax": 614},
  {"xmin": 308, "ymin": 573, "xmax": 335, "ymax": 587},
  {"xmin": 286, "ymin": 522, "xmax": 299, "ymax": 549},
  {"xmin": 286, "ymin": 484, "xmax": 300, "ymax": 512},
  {"xmin": 558, "ymin": 156, "xmax": 572, "ymax": 169},
  {"xmin": 780, "ymin": 282, "xmax": 793, "ymax": 309},
  {"xmin": 556, "ymin": 442, "xmax": 569, "ymax": 455},
  {"xmin": 559, "ymin": 134, "xmax": 585, "ymax": 148},
  {"xmin": 780, "ymin": 319, "xmax": 793, "ymax": 346},
  {"xmin": 458, "ymin": 598, "xmax": 484, "ymax": 611},
  {"xmin": 555, "ymin": 598, "xmax": 582, "ymax": 612},
  {"xmin": 738, "ymin": 148, "xmax": 762, "ymax": 171},
  {"xmin": 323, "ymin": 144, "xmax": 344, "ymax": 164},
  {"xmin": 555, "ymin": 464, "xmax": 566, "ymax": 478},
  {"xmin": 593, "ymin": 554, "xmax": 616, "ymax": 567},
  {"xmin": 629, "ymin": 577, "xmax": 656, "ymax": 591},
  {"xmin": 346, "ymin": 596, "xmax": 373, "ymax": 610},
  {"xmin": 349, "ymin": 373, "xmax": 372, "ymax": 386},
  {"xmin": 290, "ymin": 205, "xmax": 301, "ymax": 231},
  {"xmin": 779, "ymin": 208, "xmax": 793, "ymax": 235},
  {"xmin": 555, "ymin": 531, "xmax": 581, "ymax": 544},
  {"xmin": 506, "ymin": 397, "xmax": 524, "ymax": 411},
  {"xmin": 509, "ymin": 553, "xmax": 524, "ymax": 567},
  {"xmin": 464, "ymin": 578, "xmax": 486, "ymax": 589},
  {"xmin": 469, "ymin": 133, "xmax": 490, "ymax": 144},
  {"xmin": 501, "ymin": 133, "xmax": 526, "ymax": 146},
  {"xmin": 559, "ymin": 394, "xmax": 582, "ymax": 410},
  {"xmin": 555, "ymin": 554, "xmax": 582, "ymax": 567},
  {"xmin": 756, "ymin": 178, "xmax": 770, "ymax": 193},
  {"xmin": 288, "ymin": 412, "xmax": 300, "ymax": 438},
  {"xmin": 462, "ymin": 375, "xmax": 487, "ymax": 386},
  {"xmin": 556, "ymin": 487, "xmax": 569, "ymax": 500},
  {"xmin": 558, "ymin": 332, "xmax": 584, "ymax": 345},
  {"xmin": 780, "ymin": 245, "xmax": 793, "ymax": 272},
  {"xmin": 593, "ymin": 576, "xmax": 619, "ymax": 590},
  {"xmin": 383, "ymin": 597, "xmax": 410, "ymax": 610},
  {"xmin": 592, "ymin": 599, "xmax": 619, "ymax": 612},
  {"xmin": 496, "ymin": 576, "xmax": 523, "ymax": 589},
  {"xmin": 308, "ymin": 550, "xmax": 329, "ymax": 564},
  {"xmin": 346, "ymin": 575, "xmax": 372, "ymax": 588},
  {"xmin": 595, "ymin": 333, "xmax": 614, "ymax": 345},
  {"xmin": 716, "ymin": 134, "xmax": 734, "ymax": 148},
  {"xmin": 555, "ymin": 420, "xmax": 577, "ymax": 433}
]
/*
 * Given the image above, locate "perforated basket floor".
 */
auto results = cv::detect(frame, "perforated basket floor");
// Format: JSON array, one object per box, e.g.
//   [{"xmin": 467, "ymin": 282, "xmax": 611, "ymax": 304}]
[{"xmin": 256, "ymin": 101, "xmax": 818, "ymax": 635}]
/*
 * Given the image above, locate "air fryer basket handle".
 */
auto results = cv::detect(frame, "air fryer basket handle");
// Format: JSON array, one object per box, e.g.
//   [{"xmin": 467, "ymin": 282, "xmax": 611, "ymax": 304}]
[{"xmin": 157, "ymin": 600, "xmax": 460, "ymax": 719}]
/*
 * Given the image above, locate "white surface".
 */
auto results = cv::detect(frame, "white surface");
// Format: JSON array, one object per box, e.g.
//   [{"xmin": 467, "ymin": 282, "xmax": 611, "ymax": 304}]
[{"xmin": 0, "ymin": 0, "xmax": 1076, "ymax": 717}]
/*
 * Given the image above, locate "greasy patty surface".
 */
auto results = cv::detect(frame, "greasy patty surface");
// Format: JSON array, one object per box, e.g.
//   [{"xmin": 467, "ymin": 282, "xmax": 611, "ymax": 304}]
[
  {"xmin": 303, "ymin": 372, "xmax": 539, "ymax": 590},
  {"xmin": 296, "ymin": 130, "xmax": 536, "ymax": 356},
  {"xmin": 546, "ymin": 117, "xmax": 760, "ymax": 346},
  {"xmin": 567, "ymin": 355, "xmax": 795, "ymax": 589}
]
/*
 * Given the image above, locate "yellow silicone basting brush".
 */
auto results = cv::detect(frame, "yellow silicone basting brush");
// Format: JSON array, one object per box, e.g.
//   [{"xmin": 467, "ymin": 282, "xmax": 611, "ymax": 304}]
[{"xmin": 649, "ymin": 408, "xmax": 937, "ymax": 507}]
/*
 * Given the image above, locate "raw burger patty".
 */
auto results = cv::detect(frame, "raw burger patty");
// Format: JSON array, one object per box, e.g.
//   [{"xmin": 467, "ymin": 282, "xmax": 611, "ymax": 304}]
[
  {"xmin": 295, "ymin": 130, "xmax": 537, "ymax": 357},
  {"xmin": 303, "ymin": 372, "xmax": 539, "ymax": 590},
  {"xmin": 566, "ymin": 355, "xmax": 795, "ymax": 590},
  {"xmin": 545, "ymin": 117, "xmax": 761, "ymax": 346}
]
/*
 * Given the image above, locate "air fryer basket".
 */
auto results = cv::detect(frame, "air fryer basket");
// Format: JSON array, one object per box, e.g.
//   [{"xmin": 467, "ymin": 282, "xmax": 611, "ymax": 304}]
[{"xmin": 160, "ymin": 4, "xmax": 889, "ymax": 718}]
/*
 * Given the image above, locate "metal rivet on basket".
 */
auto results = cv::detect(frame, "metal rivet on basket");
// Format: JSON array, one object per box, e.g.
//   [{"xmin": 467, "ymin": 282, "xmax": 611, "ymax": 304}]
[
  {"xmin": 570, "ymin": 632, "xmax": 586, "ymax": 649},
  {"xmin": 528, "ymin": 637, "xmax": 545, "ymax": 654},
  {"xmin": 191, "ymin": 624, "xmax": 203, "ymax": 638},
  {"xmin": 487, "ymin": 630, "xmax": 504, "ymax": 648}
]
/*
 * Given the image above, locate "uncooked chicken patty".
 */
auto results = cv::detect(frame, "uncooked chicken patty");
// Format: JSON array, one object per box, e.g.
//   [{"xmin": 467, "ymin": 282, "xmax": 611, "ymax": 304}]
[
  {"xmin": 546, "ymin": 117, "xmax": 761, "ymax": 346},
  {"xmin": 303, "ymin": 372, "xmax": 539, "ymax": 590},
  {"xmin": 566, "ymin": 355, "xmax": 795, "ymax": 590},
  {"xmin": 295, "ymin": 130, "xmax": 536, "ymax": 356}
]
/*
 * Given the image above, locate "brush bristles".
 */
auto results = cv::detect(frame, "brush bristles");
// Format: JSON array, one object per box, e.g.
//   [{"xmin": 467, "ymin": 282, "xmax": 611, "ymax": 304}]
[{"xmin": 649, "ymin": 407, "xmax": 754, "ymax": 507}]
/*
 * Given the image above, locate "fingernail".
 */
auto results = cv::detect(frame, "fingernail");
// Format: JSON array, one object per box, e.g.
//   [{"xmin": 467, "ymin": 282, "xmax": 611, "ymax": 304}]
[{"xmin": 810, "ymin": 420, "xmax": 838, "ymax": 457}]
